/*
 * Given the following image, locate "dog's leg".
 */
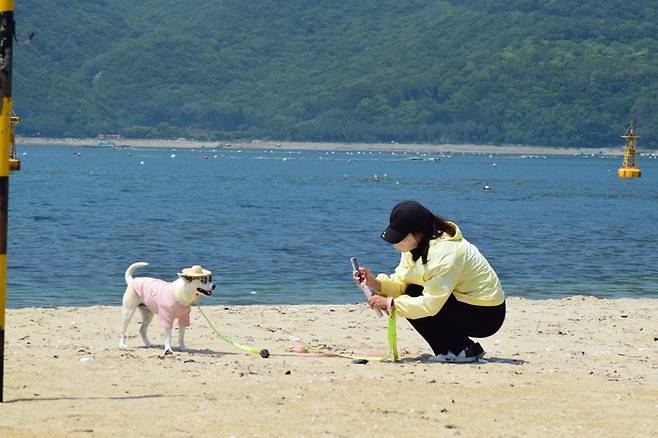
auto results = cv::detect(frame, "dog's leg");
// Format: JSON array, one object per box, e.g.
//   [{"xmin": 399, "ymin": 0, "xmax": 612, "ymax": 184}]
[
  {"xmin": 178, "ymin": 325, "xmax": 186, "ymax": 351},
  {"xmin": 163, "ymin": 328, "xmax": 173, "ymax": 355},
  {"xmin": 138, "ymin": 306, "xmax": 154, "ymax": 348},
  {"xmin": 119, "ymin": 287, "xmax": 140, "ymax": 349}
]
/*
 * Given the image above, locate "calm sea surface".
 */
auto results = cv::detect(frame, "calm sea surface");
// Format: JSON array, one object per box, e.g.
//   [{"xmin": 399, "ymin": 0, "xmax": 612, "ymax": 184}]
[{"xmin": 6, "ymin": 144, "xmax": 658, "ymax": 308}]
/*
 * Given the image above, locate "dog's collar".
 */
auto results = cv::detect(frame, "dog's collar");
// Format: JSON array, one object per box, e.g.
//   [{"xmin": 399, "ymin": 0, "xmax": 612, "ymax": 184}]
[{"xmin": 173, "ymin": 281, "xmax": 196, "ymax": 306}]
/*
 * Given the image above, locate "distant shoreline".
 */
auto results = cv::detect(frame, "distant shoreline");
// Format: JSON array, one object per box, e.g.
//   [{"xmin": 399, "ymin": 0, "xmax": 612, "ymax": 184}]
[{"xmin": 17, "ymin": 136, "xmax": 640, "ymax": 157}]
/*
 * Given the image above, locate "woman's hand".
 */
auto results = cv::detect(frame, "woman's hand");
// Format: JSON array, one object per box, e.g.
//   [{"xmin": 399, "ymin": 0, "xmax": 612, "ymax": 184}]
[
  {"xmin": 367, "ymin": 294, "xmax": 390, "ymax": 311},
  {"xmin": 353, "ymin": 267, "xmax": 381, "ymax": 292}
]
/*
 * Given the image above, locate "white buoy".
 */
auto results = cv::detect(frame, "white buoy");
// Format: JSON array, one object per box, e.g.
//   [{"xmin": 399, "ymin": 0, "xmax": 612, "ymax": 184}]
[
  {"xmin": 140, "ymin": 161, "xmax": 144, "ymax": 165},
  {"xmin": 170, "ymin": 154, "xmax": 176, "ymax": 158}
]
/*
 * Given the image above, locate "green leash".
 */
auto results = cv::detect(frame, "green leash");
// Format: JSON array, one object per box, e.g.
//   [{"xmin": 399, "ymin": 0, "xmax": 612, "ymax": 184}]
[
  {"xmin": 197, "ymin": 304, "xmax": 398, "ymax": 362},
  {"xmin": 388, "ymin": 308, "xmax": 399, "ymax": 361},
  {"xmin": 197, "ymin": 304, "xmax": 270, "ymax": 358},
  {"xmin": 302, "ymin": 308, "xmax": 398, "ymax": 362}
]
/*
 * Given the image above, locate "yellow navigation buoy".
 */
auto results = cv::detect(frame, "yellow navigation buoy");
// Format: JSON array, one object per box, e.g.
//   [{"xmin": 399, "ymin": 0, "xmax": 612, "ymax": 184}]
[{"xmin": 617, "ymin": 120, "xmax": 641, "ymax": 178}]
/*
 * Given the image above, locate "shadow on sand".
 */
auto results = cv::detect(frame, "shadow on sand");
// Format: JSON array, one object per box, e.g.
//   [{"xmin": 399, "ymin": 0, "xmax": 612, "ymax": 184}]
[
  {"xmin": 5, "ymin": 394, "xmax": 179, "ymax": 403},
  {"xmin": 399, "ymin": 353, "xmax": 526, "ymax": 365},
  {"xmin": 131, "ymin": 345, "xmax": 239, "ymax": 357}
]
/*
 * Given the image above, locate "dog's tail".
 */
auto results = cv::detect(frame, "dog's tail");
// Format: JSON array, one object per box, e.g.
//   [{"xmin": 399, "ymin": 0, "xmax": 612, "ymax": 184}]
[{"xmin": 125, "ymin": 262, "xmax": 149, "ymax": 285}]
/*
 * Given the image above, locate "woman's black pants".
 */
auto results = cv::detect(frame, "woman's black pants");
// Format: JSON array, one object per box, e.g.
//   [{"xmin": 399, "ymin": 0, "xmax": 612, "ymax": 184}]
[{"xmin": 403, "ymin": 284, "xmax": 506, "ymax": 355}]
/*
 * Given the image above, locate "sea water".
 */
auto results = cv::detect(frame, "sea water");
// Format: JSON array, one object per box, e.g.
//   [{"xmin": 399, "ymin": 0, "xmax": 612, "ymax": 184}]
[{"xmin": 6, "ymin": 144, "xmax": 658, "ymax": 307}]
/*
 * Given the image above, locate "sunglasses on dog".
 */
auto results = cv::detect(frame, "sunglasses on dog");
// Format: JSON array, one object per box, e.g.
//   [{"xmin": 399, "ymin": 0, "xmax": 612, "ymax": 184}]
[{"xmin": 182, "ymin": 275, "xmax": 212, "ymax": 284}]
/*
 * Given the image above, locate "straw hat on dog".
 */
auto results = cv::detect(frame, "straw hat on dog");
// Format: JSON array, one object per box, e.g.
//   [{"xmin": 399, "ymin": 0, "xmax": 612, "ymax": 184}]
[{"xmin": 178, "ymin": 265, "xmax": 212, "ymax": 277}]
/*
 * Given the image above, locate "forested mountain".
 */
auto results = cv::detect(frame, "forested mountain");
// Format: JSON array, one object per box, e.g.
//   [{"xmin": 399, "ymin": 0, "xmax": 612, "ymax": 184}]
[{"xmin": 12, "ymin": 0, "xmax": 658, "ymax": 148}]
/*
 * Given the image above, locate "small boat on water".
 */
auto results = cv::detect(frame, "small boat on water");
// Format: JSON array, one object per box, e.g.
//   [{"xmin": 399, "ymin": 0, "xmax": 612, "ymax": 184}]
[
  {"xmin": 404, "ymin": 156, "xmax": 441, "ymax": 162},
  {"xmin": 82, "ymin": 141, "xmax": 130, "ymax": 148}
]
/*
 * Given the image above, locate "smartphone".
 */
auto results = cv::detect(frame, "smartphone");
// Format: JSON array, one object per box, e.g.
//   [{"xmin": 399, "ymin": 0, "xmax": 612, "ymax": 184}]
[
  {"xmin": 351, "ymin": 257, "xmax": 366, "ymax": 285},
  {"xmin": 350, "ymin": 257, "xmax": 360, "ymax": 271},
  {"xmin": 351, "ymin": 257, "xmax": 385, "ymax": 317}
]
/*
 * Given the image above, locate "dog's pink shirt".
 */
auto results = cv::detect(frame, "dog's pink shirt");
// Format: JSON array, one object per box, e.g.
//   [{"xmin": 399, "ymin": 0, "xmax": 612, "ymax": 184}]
[{"xmin": 132, "ymin": 277, "xmax": 191, "ymax": 329}]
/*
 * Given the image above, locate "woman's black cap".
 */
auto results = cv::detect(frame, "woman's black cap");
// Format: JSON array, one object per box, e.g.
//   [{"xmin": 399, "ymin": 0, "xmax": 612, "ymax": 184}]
[{"xmin": 381, "ymin": 200, "xmax": 432, "ymax": 244}]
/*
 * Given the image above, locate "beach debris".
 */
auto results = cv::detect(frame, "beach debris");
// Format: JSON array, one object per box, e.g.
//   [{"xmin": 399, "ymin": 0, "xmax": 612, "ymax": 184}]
[
  {"xmin": 351, "ymin": 358, "xmax": 368, "ymax": 365},
  {"xmin": 285, "ymin": 370, "xmax": 291, "ymax": 375},
  {"xmin": 79, "ymin": 357, "xmax": 92, "ymax": 363},
  {"xmin": 260, "ymin": 349, "xmax": 270, "ymax": 358}
]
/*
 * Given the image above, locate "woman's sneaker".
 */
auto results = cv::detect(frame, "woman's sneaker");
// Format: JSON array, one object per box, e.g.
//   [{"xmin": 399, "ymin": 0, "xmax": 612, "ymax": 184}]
[{"xmin": 429, "ymin": 343, "xmax": 486, "ymax": 363}]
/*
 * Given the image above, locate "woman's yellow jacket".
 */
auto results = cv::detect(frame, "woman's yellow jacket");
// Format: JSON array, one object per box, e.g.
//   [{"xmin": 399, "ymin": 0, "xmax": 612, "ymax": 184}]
[{"xmin": 376, "ymin": 223, "xmax": 505, "ymax": 319}]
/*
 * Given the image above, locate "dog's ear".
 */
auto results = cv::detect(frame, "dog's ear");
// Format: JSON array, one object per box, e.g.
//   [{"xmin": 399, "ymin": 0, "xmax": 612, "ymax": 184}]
[{"xmin": 177, "ymin": 274, "xmax": 192, "ymax": 283}]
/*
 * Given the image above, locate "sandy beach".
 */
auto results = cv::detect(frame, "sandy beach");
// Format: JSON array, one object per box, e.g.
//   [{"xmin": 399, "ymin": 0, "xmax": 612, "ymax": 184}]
[
  {"xmin": 1, "ymin": 297, "xmax": 656, "ymax": 437},
  {"xmin": 17, "ymin": 136, "xmax": 645, "ymax": 157}
]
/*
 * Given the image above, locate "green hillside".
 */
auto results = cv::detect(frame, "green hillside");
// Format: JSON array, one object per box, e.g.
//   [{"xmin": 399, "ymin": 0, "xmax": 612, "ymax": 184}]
[{"xmin": 12, "ymin": 0, "xmax": 658, "ymax": 148}]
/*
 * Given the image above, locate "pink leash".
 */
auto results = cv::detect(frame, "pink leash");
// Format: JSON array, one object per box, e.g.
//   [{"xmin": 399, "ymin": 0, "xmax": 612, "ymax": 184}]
[{"xmin": 357, "ymin": 280, "xmax": 389, "ymax": 317}]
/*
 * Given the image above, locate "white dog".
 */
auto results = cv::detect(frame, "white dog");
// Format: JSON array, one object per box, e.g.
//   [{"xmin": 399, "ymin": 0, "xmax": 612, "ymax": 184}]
[{"xmin": 119, "ymin": 262, "xmax": 214, "ymax": 354}]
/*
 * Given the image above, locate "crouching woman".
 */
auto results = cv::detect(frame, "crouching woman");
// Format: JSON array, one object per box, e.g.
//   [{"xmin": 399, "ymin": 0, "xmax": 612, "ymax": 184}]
[{"xmin": 355, "ymin": 200, "xmax": 506, "ymax": 362}]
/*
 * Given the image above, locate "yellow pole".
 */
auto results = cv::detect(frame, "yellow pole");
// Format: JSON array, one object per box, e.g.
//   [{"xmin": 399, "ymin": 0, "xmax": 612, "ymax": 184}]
[{"xmin": 0, "ymin": 0, "xmax": 16, "ymax": 403}]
